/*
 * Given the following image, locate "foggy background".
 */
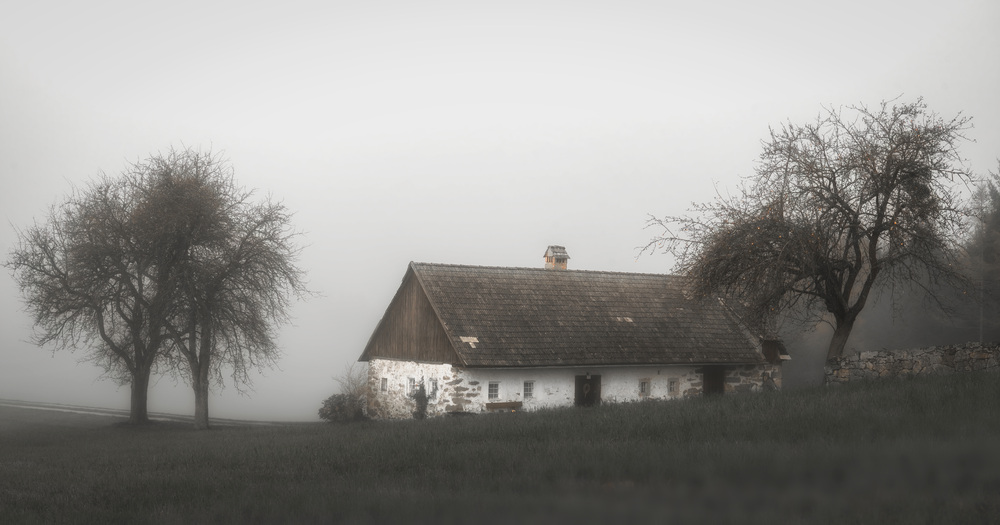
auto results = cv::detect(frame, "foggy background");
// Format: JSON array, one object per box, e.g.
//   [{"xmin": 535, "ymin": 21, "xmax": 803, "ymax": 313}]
[{"xmin": 2, "ymin": 1, "xmax": 998, "ymax": 421}]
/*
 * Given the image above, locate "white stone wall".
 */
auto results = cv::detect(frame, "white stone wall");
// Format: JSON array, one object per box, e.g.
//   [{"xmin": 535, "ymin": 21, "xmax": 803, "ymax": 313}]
[
  {"xmin": 366, "ymin": 359, "xmax": 457, "ymax": 419},
  {"xmin": 368, "ymin": 358, "xmax": 781, "ymax": 419}
]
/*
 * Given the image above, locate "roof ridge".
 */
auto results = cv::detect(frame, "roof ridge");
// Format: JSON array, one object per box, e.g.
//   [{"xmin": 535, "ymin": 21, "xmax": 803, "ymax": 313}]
[{"xmin": 409, "ymin": 261, "xmax": 686, "ymax": 279}]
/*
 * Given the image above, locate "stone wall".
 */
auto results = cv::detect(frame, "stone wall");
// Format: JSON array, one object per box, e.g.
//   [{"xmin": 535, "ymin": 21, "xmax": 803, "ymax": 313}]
[
  {"xmin": 366, "ymin": 359, "xmax": 458, "ymax": 419},
  {"xmin": 824, "ymin": 342, "xmax": 1000, "ymax": 384},
  {"xmin": 727, "ymin": 363, "xmax": 782, "ymax": 393}
]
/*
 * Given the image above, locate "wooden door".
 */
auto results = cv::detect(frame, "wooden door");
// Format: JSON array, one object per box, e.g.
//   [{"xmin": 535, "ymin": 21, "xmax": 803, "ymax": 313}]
[
  {"xmin": 575, "ymin": 375, "xmax": 601, "ymax": 406},
  {"xmin": 702, "ymin": 366, "xmax": 725, "ymax": 396}
]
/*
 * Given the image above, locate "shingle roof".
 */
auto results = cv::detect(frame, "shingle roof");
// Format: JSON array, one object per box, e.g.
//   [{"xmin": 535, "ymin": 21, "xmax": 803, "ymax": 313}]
[{"xmin": 410, "ymin": 262, "xmax": 764, "ymax": 367}]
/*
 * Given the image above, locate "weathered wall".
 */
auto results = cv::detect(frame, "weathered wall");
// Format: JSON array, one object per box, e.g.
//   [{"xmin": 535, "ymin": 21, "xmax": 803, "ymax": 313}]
[
  {"xmin": 362, "ymin": 269, "xmax": 459, "ymax": 363},
  {"xmin": 727, "ymin": 363, "xmax": 782, "ymax": 393},
  {"xmin": 368, "ymin": 358, "xmax": 782, "ymax": 419},
  {"xmin": 366, "ymin": 359, "xmax": 458, "ymax": 419},
  {"xmin": 824, "ymin": 342, "xmax": 1000, "ymax": 384},
  {"xmin": 461, "ymin": 366, "xmax": 703, "ymax": 410}
]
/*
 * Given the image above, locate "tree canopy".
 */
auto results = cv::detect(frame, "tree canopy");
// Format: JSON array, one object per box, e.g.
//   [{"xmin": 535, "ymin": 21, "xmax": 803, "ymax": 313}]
[
  {"xmin": 8, "ymin": 164, "xmax": 184, "ymax": 423},
  {"xmin": 644, "ymin": 98, "xmax": 975, "ymax": 359},
  {"xmin": 6, "ymin": 148, "xmax": 308, "ymax": 426},
  {"xmin": 961, "ymin": 168, "xmax": 1000, "ymax": 342},
  {"xmin": 154, "ymin": 150, "xmax": 308, "ymax": 429}
]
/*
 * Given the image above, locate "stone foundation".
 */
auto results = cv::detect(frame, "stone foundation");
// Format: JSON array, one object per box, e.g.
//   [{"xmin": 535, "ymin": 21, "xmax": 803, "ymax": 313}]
[{"xmin": 824, "ymin": 342, "xmax": 1000, "ymax": 384}]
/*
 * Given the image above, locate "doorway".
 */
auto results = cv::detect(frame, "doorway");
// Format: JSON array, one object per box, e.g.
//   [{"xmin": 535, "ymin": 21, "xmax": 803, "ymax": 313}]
[
  {"xmin": 702, "ymin": 366, "xmax": 725, "ymax": 395},
  {"xmin": 574, "ymin": 374, "xmax": 601, "ymax": 406}
]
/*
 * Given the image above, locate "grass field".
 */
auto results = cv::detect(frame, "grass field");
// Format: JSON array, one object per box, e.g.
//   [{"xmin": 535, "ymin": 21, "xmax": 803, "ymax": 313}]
[{"xmin": 2, "ymin": 372, "xmax": 999, "ymax": 524}]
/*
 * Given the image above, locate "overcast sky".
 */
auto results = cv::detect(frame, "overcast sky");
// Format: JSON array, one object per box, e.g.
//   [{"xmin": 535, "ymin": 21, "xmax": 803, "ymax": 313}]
[{"xmin": 2, "ymin": 1, "xmax": 998, "ymax": 421}]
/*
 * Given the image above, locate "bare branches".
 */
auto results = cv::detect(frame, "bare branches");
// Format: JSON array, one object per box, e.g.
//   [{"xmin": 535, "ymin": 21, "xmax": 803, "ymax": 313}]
[
  {"xmin": 334, "ymin": 361, "xmax": 369, "ymax": 400},
  {"xmin": 5, "ymin": 146, "xmax": 309, "ymax": 426},
  {"xmin": 6, "ymin": 161, "xmax": 189, "ymax": 422},
  {"xmin": 130, "ymin": 148, "xmax": 311, "ymax": 428},
  {"xmin": 643, "ymin": 98, "xmax": 974, "ymax": 359}
]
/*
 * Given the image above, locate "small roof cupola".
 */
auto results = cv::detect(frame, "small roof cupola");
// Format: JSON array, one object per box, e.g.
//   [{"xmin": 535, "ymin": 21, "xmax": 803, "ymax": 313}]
[{"xmin": 543, "ymin": 245, "xmax": 570, "ymax": 270}]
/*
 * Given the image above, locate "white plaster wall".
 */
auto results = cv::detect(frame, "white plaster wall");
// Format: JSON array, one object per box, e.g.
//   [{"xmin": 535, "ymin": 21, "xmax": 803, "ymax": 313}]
[
  {"xmin": 368, "ymin": 358, "xmax": 782, "ymax": 419},
  {"xmin": 370, "ymin": 359, "xmax": 716, "ymax": 418},
  {"xmin": 467, "ymin": 366, "xmax": 705, "ymax": 410}
]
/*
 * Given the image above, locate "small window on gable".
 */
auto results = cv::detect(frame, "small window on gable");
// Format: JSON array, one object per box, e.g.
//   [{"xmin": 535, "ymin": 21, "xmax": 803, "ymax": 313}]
[
  {"xmin": 488, "ymin": 381, "xmax": 499, "ymax": 400},
  {"xmin": 523, "ymin": 381, "xmax": 534, "ymax": 399},
  {"xmin": 668, "ymin": 378, "xmax": 679, "ymax": 396},
  {"xmin": 380, "ymin": 378, "xmax": 387, "ymax": 392},
  {"xmin": 639, "ymin": 380, "xmax": 650, "ymax": 397}
]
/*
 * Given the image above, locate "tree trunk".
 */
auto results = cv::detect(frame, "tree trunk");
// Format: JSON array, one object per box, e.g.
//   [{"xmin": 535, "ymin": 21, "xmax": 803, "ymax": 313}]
[
  {"xmin": 192, "ymin": 314, "xmax": 212, "ymax": 430},
  {"xmin": 826, "ymin": 316, "xmax": 857, "ymax": 360},
  {"xmin": 192, "ymin": 374, "xmax": 210, "ymax": 430},
  {"xmin": 129, "ymin": 367, "xmax": 151, "ymax": 425}
]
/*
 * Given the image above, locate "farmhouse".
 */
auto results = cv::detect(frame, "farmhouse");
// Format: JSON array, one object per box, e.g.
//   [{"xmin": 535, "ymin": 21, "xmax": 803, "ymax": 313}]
[{"xmin": 359, "ymin": 247, "xmax": 787, "ymax": 419}]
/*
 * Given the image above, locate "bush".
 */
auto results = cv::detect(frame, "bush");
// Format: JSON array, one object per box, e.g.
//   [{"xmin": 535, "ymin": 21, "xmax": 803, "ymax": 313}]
[
  {"xmin": 320, "ymin": 361, "xmax": 369, "ymax": 423},
  {"xmin": 318, "ymin": 393, "xmax": 366, "ymax": 423}
]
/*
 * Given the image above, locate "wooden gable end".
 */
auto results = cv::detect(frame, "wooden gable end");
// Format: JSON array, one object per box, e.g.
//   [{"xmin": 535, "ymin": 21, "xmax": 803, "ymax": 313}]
[{"xmin": 359, "ymin": 267, "xmax": 462, "ymax": 364}]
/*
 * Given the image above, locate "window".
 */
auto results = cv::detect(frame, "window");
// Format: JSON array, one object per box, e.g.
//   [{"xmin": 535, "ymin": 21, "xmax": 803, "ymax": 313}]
[
  {"xmin": 639, "ymin": 380, "xmax": 649, "ymax": 396},
  {"xmin": 488, "ymin": 381, "xmax": 499, "ymax": 400},
  {"xmin": 430, "ymin": 379, "xmax": 438, "ymax": 397},
  {"xmin": 668, "ymin": 378, "xmax": 679, "ymax": 396},
  {"xmin": 380, "ymin": 378, "xmax": 387, "ymax": 392},
  {"xmin": 523, "ymin": 381, "xmax": 534, "ymax": 399},
  {"xmin": 407, "ymin": 378, "xmax": 416, "ymax": 394}
]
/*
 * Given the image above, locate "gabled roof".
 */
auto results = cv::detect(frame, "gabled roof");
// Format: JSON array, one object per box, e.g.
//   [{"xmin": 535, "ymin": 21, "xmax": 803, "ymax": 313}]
[{"xmin": 366, "ymin": 262, "xmax": 764, "ymax": 368}]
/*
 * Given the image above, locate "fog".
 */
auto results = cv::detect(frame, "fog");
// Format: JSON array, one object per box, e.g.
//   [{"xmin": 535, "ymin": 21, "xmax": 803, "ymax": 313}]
[{"xmin": 2, "ymin": 1, "xmax": 998, "ymax": 421}]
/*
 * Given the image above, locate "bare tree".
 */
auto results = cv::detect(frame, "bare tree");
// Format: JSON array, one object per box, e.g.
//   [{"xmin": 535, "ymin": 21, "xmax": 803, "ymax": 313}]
[
  {"xmin": 150, "ymin": 149, "xmax": 309, "ymax": 429},
  {"xmin": 644, "ymin": 98, "xmax": 974, "ymax": 360},
  {"xmin": 7, "ymin": 148, "xmax": 308, "ymax": 427},
  {"xmin": 6, "ymin": 163, "xmax": 192, "ymax": 423},
  {"xmin": 334, "ymin": 361, "xmax": 369, "ymax": 403},
  {"xmin": 319, "ymin": 362, "xmax": 368, "ymax": 423}
]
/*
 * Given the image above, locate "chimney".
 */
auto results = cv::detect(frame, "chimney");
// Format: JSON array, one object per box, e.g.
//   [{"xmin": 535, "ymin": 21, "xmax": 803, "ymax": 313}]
[{"xmin": 543, "ymin": 245, "xmax": 569, "ymax": 270}]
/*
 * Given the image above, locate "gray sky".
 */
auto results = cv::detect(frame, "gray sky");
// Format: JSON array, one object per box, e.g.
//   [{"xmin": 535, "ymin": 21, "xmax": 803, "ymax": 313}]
[{"xmin": 2, "ymin": 1, "xmax": 998, "ymax": 421}]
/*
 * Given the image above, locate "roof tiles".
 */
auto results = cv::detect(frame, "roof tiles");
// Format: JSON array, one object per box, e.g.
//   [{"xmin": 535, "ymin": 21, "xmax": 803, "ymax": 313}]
[{"xmin": 410, "ymin": 262, "xmax": 763, "ymax": 367}]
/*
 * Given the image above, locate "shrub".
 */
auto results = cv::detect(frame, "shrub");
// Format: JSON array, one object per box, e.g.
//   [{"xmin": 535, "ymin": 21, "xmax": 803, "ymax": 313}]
[
  {"xmin": 318, "ymin": 393, "xmax": 367, "ymax": 423},
  {"xmin": 320, "ymin": 361, "xmax": 369, "ymax": 423}
]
